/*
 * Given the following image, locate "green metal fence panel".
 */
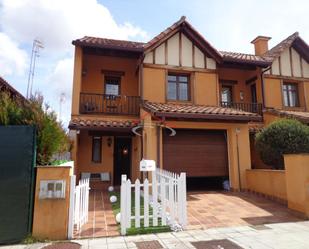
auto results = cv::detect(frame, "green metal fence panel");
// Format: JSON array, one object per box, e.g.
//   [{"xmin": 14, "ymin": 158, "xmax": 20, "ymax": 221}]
[{"xmin": 0, "ymin": 126, "xmax": 36, "ymax": 244}]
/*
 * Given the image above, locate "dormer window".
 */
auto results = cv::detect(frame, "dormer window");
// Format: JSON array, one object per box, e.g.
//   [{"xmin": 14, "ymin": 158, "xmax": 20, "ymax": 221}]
[{"xmin": 167, "ymin": 73, "xmax": 190, "ymax": 101}]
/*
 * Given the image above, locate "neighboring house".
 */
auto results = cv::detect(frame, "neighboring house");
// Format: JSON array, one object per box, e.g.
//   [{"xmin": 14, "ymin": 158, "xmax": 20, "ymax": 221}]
[
  {"xmin": 0, "ymin": 76, "xmax": 26, "ymax": 101},
  {"xmin": 69, "ymin": 16, "xmax": 309, "ymax": 190}
]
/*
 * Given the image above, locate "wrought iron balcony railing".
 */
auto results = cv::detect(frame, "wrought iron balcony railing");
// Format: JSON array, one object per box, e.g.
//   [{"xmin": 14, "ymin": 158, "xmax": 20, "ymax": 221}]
[
  {"xmin": 80, "ymin": 93, "xmax": 140, "ymax": 116},
  {"xmin": 220, "ymin": 101, "xmax": 263, "ymax": 116}
]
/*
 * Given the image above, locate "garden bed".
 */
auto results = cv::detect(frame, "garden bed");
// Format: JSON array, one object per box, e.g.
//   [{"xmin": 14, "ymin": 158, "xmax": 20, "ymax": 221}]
[{"xmin": 109, "ymin": 191, "xmax": 171, "ymax": 235}]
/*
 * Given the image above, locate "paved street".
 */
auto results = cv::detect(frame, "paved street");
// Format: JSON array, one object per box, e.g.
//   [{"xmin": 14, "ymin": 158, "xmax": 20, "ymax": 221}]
[{"xmin": 2, "ymin": 221, "xmax": 309, "ymax": 249}]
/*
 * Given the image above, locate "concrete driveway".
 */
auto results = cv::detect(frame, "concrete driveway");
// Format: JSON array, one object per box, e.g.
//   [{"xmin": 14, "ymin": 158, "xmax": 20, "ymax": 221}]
[{"xmin": 186, "ymin": 191, "xmax": 303, "ymax": 230}]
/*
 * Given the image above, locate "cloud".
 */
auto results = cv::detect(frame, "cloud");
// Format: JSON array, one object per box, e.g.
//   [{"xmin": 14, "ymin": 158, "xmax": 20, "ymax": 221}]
[
  {"xmin": 0, "ymin": 32, "xmax": 27, "ymax": 76},
  {"xmin": 0, "ymin": 0, "xmax": 149, "ymax": 52}
]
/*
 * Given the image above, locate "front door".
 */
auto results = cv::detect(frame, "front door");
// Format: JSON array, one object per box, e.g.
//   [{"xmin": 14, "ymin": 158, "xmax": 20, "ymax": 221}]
[{"xmin": 114, "ymin": 137, "xmax": 131, "ymax": 185}]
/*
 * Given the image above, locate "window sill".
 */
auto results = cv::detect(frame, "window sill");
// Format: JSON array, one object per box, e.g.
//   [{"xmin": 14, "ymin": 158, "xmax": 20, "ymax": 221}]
[
  {"xmin": 166, "ymin": 100, "xmax": 193, "ymax": 104},
  {"xmin": 282, "ymin": 106, "xmax": 306, "ymax": 112}
]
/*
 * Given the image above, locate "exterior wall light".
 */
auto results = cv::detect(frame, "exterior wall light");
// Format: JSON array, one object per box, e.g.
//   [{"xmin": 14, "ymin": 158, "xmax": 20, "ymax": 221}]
[
  {"xmin": 240, "ymin": 91, "xmax": 244, "ymax": 101},
  {"xmin": 107, "ymin": 137, "xmax": 112, "ymax": 147}
]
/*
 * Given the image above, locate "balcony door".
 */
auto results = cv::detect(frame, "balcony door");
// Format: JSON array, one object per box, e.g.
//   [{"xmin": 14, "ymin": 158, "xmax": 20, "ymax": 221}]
[
  {"xmin": 221, "ymin": 85, "xmax": 233, "ymax": 105},
  {"xmin": 251, "ymin": 84, "xmax": 257, "ymax": 103}
]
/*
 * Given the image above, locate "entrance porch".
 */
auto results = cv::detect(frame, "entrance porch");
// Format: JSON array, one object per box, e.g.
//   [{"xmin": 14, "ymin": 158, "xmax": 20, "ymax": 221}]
[{"xmin": 74, "ymin": 190, "xmax": 303, "ymax": 238}]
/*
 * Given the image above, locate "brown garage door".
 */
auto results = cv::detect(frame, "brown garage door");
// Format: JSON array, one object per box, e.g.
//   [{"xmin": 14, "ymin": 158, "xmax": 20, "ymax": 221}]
[{"xmin": 163, "ymin": 129, "xmax": 228, "ymax": 177}]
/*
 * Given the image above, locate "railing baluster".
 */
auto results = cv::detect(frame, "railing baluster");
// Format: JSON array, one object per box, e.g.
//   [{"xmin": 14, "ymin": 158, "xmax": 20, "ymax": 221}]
[{"xmin": 220, "ymin": 101, "xmax": 263, "ymax": 116}]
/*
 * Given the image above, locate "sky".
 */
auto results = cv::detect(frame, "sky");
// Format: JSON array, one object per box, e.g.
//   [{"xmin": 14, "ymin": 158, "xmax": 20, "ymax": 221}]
[{"xmin": 0, "ymin": 0, "xmax": 309, "ymax": 128}]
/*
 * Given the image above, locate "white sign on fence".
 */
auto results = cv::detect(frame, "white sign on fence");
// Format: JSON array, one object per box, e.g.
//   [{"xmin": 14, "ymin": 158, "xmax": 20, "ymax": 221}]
[{"xmin": 120, "ymin": 168, "xmax": 187, "ymax": 235}]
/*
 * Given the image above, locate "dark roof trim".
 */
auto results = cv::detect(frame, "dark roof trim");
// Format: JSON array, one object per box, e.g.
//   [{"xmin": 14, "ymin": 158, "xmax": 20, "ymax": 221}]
[{"xmin": 148, "ymin": 110, "xmax": 262, "ymax": 122}]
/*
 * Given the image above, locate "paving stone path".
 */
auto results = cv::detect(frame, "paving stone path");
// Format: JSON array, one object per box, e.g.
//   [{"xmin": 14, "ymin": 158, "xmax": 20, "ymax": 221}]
[{"xmin": 2, "ymin": 221, "xmax": 309, "ymax": 249}]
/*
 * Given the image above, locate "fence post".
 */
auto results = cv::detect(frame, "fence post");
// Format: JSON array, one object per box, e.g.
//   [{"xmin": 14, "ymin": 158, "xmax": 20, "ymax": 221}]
[
  {"xmin": 144, "ymin": 179, "xmax": 149, "ymax": 227},
  {"xmin": 126, "ymin": 179, "xmax": 131, "ymax": 229},
  {"xmin": 120, "ymin": 175, "xmax": 127, "ymax": 235},
  {"xmin": 179, "ymin": 173, "xmax": 187, "ymax": 226},
  {"xmin": 67, "ymin": 175, "xmax": 76, "ymax": 239},
  {"xmin": 160, "ymin": 177, "xmax": 166, "ymax": 225},
  {"xmin": 152, "ymin": 170, "xmax": 158, "ymax": 226},
  {"xmin": 169, "ymin": 177, "xmax": 175, "ymax": 224},
  {"xmin": 135, "ymin": 179, "xmax": 140, "ymax": 228}
]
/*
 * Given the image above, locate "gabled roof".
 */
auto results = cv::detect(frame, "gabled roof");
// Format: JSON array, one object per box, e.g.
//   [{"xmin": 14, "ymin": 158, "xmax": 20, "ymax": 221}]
[
  {"xmin": 144, "ymin": 16, "xmax": 222, "ymax": 63},
  {"xmin": 0, "ymin": 76, "xmax": 25, "ymax": 100},
  {"xmin": 263, "ymin": 32, "xmax": 309, "ymax": 63},
  {"xmin": 143, "ymin": 101, "xmax": 262, "ymax": 122}
]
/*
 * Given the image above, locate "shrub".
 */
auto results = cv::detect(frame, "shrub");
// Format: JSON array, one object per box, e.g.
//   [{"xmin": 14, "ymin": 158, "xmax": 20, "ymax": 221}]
[
  {"xmin": 255, "ymin": 119, "xmax": 309, "ymax": 169},
  {"xmin": 0, "ymin": 91, "xmax": 70, "ymax": 165}
]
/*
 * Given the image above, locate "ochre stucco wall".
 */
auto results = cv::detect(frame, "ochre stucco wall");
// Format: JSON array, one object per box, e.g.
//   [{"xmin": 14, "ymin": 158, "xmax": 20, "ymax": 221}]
[
  {"xmin": 246, "ymin": 169, "xmax": 287, "ymax": 200},
  {"xmin": 81, "ymin": 54, "xmax": 139, "ymax": 96},
  {"xmin": 77, "ymin": 131, "xmax": 114, "ymax": 182},
  {"xmin": 32, "ymin": 166, "xmax": 73, "ymax": 240},
  {"xmin": 264, "ymin": 77, "xmax": 308, "ymax": 110},
  {"xmin": 194, "ymin": 72, "xmax": 218, "ymax": 105},
  {"xmin": 284, "ymin": 154, "xmax": 309, "ymax": 217},
  {"xmin": 71, "ymin": 46, "xmax": 83, "ymax": 115},
  {"xmin": 143, "ymin": 67, "xmax": 166, "ymax": 102},
  {"xmin": 264, "ymin": 78, "xmax": 282, "ymax": 109}
]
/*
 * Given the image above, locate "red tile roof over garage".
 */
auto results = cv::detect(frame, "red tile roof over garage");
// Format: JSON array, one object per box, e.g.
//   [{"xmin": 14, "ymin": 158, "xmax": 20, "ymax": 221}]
[{"xmin": 143, "ymin": 101, "xmax": 262, "ymax": 122}]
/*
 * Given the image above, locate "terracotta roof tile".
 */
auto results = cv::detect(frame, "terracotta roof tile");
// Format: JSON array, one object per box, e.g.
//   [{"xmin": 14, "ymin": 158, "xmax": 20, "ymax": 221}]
[
  {"xmin": 220, "ymin": 51, "xmax": 270, "ymax": 67},
  {"xmin": 143, "ymin": 101, "xmax": 262, "ymax": 122},
  {"xmin": 263, "ymin": 32, "xmax": 299, "ymax": 61},
  {"xmin": 72, "ymin": 36, "xmax": 145, "ymax": 52},
  {"xmin": 248, "ymin": 122, "xmax": 264, "ymax": 133},
  {"xmin": 69, "ymin": 118, "xmax": 138, "ymax": 130},
  {"xmin": 266, "ymin": 109, "xmax": 309, "ymax": 124}
]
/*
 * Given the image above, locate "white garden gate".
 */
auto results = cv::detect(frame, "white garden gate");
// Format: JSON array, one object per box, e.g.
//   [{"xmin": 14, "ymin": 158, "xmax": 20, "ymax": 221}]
[
  {"xmin": 68, "ymin": 176, "xmax": 90, "ymax": 239},
  {"xmin": 120, "ymin": 168, "xmax": 187, "ymax": 235}
]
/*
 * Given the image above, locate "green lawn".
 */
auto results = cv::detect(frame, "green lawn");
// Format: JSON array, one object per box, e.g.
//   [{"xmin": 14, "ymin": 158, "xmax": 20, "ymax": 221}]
[{"xmin": 109, "ymin": 191, "xmax": 171, "ymax": 235}]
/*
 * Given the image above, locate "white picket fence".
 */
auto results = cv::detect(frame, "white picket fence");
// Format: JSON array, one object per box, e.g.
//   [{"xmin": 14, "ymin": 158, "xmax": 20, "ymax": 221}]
[
  {"xmin": 68, "ymin": 176, "xmax": 90, "ymax": 239},
  {"xmin": 120, "ymin": 168, "xmax": 186, "ymax": 235}
]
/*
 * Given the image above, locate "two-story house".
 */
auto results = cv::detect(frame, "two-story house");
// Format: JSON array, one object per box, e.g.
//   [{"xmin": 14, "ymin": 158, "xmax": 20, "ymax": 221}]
[{"xmin": 69, "ymin": 16, "xmax": 309, "ymax": 191}]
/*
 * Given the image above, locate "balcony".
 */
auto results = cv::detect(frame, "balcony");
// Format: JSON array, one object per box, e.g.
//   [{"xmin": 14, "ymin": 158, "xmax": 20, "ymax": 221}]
[
  {"xmin": 220, "ymin": 101, "xmax": 263, "ymax": 116},
  {"xmin": 80, "ymin": 93, "xmax": 140, "ymax": 116}
]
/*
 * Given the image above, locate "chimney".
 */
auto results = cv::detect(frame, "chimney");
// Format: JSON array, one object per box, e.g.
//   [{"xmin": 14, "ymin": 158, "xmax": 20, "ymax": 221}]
[{"xmin": 251, "ymin": 36, "xmax": 271, "ymax": 56}]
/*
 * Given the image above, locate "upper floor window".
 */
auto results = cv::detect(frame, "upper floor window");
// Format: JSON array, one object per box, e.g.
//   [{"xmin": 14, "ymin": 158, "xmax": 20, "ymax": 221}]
[
  {"xmin": 105, "ymin": 76, "xmax": 120, "ymax": 95},
  {"xmin": 221, "ymin": 85, "xmax": 233, "ymax": 103},
  {"xmin": 167, "ymin": 74, "xmax": 190, "ymax": 101},
  {"xmin": 283, "ymin": 83, "xmax": 299, "ymax": 107}
]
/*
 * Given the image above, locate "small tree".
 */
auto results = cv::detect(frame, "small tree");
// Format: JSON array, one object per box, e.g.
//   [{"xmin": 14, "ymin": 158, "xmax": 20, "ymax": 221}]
[
  {"xmin": 255, "ymin": 119, "xmax": 309, "ymax": 169},
  {"xmin": 0, "ymin": 91, "xmax": 70, "ymax": 165}
]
